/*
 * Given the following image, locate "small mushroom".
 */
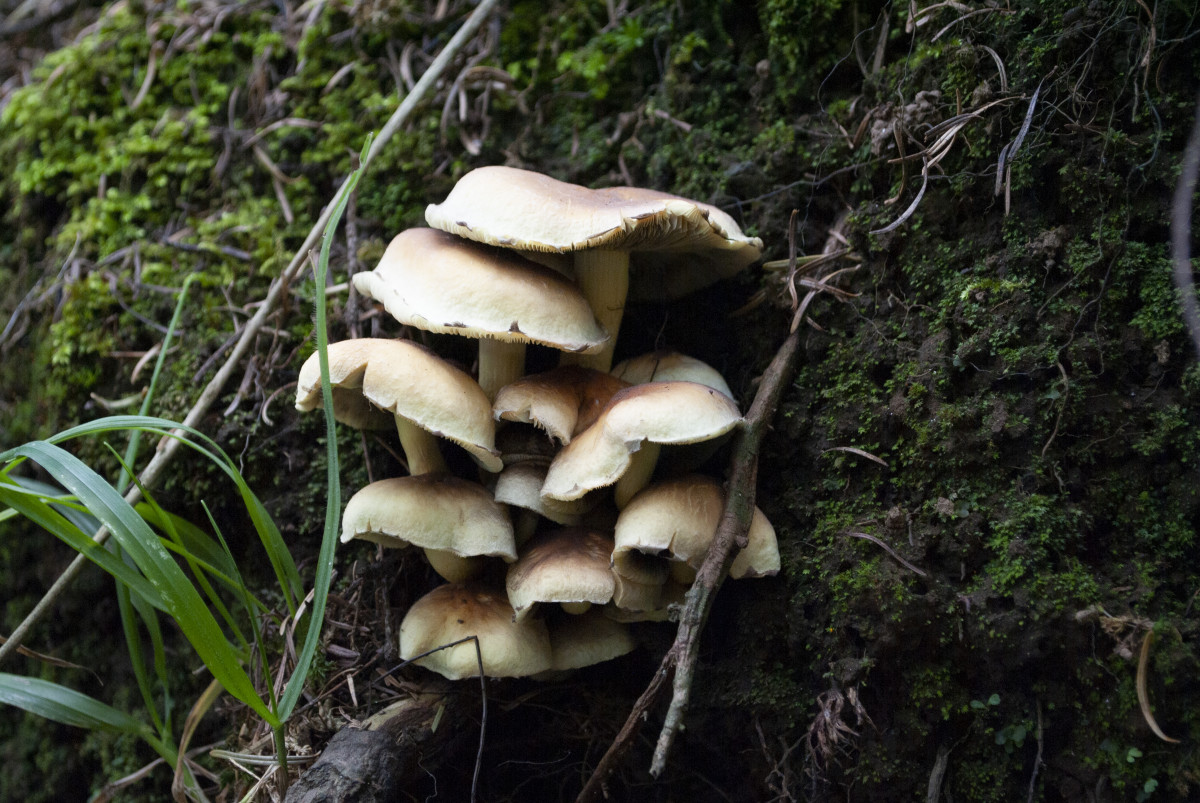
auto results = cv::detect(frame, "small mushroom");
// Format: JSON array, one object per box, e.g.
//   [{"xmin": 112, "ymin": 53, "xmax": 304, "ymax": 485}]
[
  {"xmin": 400, "ymin": 583, "xmax": 552, "ymax": 679},
  {"xmin": 341, "ymin": 474, "xmax": 516, "ymax": 583},
  {"xmin": 548, "ymin": 608, "xmax": 636, "ymax": 671},
  {"xmin": 296, "ymin": 338, "xmax": 501, "ymax": 475},
  {"xmin": 505, "ymin": 528, "xmax": 616, "ymax": 621},
  {"xmin": 493, "ymin": 365, "xmax": 630, "ymax": 444},
  {"xmin": 614, "ymin": 474, "xmax": 780, "ymax": 585},
  {"xmin": 541, "ymin": 381, "xmax": 743, "ymax": 508}
]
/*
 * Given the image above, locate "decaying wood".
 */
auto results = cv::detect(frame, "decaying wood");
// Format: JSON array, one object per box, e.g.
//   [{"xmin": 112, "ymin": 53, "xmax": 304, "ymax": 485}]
[{"xmin": 285, "ymin": 681, "xmax": 469, "ymax": 803}]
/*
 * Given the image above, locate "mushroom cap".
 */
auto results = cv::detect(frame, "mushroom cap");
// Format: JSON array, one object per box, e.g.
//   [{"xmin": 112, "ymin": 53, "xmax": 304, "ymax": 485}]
[
  {"xmin": 614, "ymin": 475, "xmax": 780, "ymax": 579},
  {"xmin": 506, "ymin": 528, "xmax": 616, "ymax": 620},
  {"xmin": 611, "ymin": 350, "xmax": 734, "ymax": 399},
  {"xmin": 493, "ymin": 462, "xmax": 588, "ymax": 526},
  {"xmin": 353, "ymin": 228, "xmax": 608, "ymax": 354},
  {"xmin": 541, "ymin": 381, "xmax": 743, "ymax": 501},
  {"xmin": 399, "ymin": 583, "xmax": 552, "ymax": 679},
  {"xmin": 426, "ymin": 166, "xmax": 760, "ymax": 256},
  {"xmin": 341, "ymin": 474, "xmax": 517, "ymax": 562},
  {"xmin": 493, "ymin": 365, "xmax": 630, "ymax": 444},
  {"xmin": 295, "ymin": 338, "xmax": 501, "ymax": 472},
  {"xmin": 548, "ymin": 609, "xmax": 636, "ymax": 671}
]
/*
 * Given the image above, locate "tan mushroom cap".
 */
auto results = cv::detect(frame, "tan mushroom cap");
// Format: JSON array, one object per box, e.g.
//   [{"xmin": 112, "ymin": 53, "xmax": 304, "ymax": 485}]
[
  {"xmin": 506, "ymin": 529, "xmax": 616, "ymax": 621},
  {"xmin": 295, "ymin": 338, "xmax": 501, "ymax": 473},
  {"xmin": 493, "ymin": 462, "xmax": 588, "ymax": 527},
  {"xmin": 399, "ymin": 583, "xmax": 552, "ymax": 679},
  {"xmin": 493, "ymin": 366, "xmax": 630, "ymax": 444},
  {"xmin": 541, "ymin": 381, "xmax": 743, "ymax": 502},
  {"xmin": 426, "ymin": 166, "xmax": 761, "ymax": 372},
  {"xmin": 425, "ymin": 166, "xmax": 761, "ymax": 263},
  {"xmin": 548, "ymin": 608, "xmax": 636, "ymax": 671},
  {"xmin": 341, "ymin": 474, "xmax": 517, "ymax": 561},
  {"xmin": 614, "ymin": 475, "xmax": 780, "ymax": 580},
  {"xmin": 611, "ymin": 350, "xmax": 734, "ymax": 399},
  {"xmin": 353, "ymin": 229, "xmax": 608, "ymax": 353}
]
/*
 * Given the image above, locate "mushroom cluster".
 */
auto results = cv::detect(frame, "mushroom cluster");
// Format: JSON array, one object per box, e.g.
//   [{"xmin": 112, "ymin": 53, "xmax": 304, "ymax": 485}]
[{"xmin": 296, "ymin": 166, "xmax": 775, "ymax": 681}]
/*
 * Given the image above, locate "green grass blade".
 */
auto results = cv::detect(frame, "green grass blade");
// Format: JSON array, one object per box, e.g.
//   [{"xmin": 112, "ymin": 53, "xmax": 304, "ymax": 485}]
[
  {"xmin": 115, "ymin": 568, "xmax": 169, "ymax": 735},
  {"xmin": 0, "ymin": 480, "xmax": 168, "ymax": 613},
  {"xmin": 0, "ymin": 672, "xmax": 151, "ymax": 733},
  {"xmin": 277, "ymin": 135, "xmax": 369, "ymax": 720},
  {"xmin": 1, "ymin": 441, "xmax": 277, "ymax": 726},
  {"xmin": 9, "ymin": 476, "xmax": 100, "ymax": 534},
  {"xmin": 117, "ymin": 273, "xmax": 197, "ymax": 495},
  {"xmin": 32, "ymin": 415, "xmax": 304, "ymax": 610}
]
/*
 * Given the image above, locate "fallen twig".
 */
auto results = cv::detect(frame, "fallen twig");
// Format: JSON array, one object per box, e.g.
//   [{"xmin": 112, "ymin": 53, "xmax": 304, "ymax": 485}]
[{"xmin": 576, "ymin": 219, "xmax": 819, "ymax": 799}]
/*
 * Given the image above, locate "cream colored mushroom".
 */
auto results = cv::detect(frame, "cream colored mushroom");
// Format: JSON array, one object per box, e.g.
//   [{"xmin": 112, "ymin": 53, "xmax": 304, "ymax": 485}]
[
  {"xmin": 614, "ymin": 474, "xmax": 780, "ymax": 585},
  {"xmin": 341, "ymin": 474, "xmax": 516, "ymax": 583},
  {"xmin": 399, "ymin": 583, "xmax": 552, "ymax": 679},
  {"xmin": 352, "ymin": 228, "xmax": 607, "ymax": 398},
  {"xmin": 505, "ymin": 528, "xmax": 616, "ymax": 621},
  {"xmin": 426, "ymin": 166, "xmax": 762, "ymax": 371},
  {"xmin": 541, "ymin": 381, "xmax": 743, "ymax": 508},
  {"xmin": 296, "ymin": 338, "xmax": 501, "ymax": 475}
]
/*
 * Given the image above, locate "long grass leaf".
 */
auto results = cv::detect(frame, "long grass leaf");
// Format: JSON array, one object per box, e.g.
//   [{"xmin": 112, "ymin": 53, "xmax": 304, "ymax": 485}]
[
  {"xmin": 9, "ymin": 476, "xmax": 101, "ymax": 534},
  {"xmin": 277, "ymin": 136, "xmax": 368, "ymax": 719},
  {"xmin": 34, "ymin": 415, "xmax": 304, "ymax": 610},
  {"xmin": 117, "ymin": 274, "xmax": 197, "ymax": 495},
  {"xmin": 115, "ymin": 570, "xmax": 168, "ymax": 734},
  {"xmin": 1, "ymin": 442, "xmax": 277, "ymax": 725},
  {"xmin": 0, "ymin": 481, "xmax": 168, "ymax": 613},
  {"xmin": 0, "ymin": 672, "xmax": 150, "ymax": 733}
]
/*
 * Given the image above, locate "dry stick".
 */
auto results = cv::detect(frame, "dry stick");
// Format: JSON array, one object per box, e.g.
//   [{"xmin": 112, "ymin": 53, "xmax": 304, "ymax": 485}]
[
  {"xmin": 0, "ymin": 0, "xmax": 503, "ymax": 669},
  {"xmin": 575, "ymin": 324, "xmax": 804, "ymax": 801}
]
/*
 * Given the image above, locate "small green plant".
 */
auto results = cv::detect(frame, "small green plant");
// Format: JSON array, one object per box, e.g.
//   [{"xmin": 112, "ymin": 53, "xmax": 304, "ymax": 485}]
[{"xmin": 0, "ymin": 140, "xmax": 367, "ymax": 798}]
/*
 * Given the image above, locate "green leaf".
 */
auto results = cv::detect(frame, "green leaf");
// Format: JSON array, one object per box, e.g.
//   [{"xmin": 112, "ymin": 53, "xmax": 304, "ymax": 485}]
[
  {"xmin": 0, "ymin": 441, "xmax": 277, "ymax": 726},
  {"xmin": 0, "ymin": 672, "xmax": 148, "ymax": 734}
]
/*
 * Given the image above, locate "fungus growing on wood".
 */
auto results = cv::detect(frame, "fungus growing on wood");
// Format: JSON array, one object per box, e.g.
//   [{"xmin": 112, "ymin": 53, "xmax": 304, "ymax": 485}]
[
  {"xmin": 505, "ymin": 528, "xmax": 616, "ymax": 621},
  {"xmin": 493, "ymin": 365, "xmax": 629, "ymax": 444},
  {"xmin": 541, "ymin": 381, "xmax": 743, "ymax": 508},
  {"xmin": 614, "ymin": 474, "xmax": 779, "ymax": 585}
]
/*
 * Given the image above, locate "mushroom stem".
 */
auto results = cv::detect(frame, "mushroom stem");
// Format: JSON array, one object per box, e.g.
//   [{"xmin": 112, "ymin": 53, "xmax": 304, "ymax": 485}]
[
  {"xmin": 614, "ymin": 441, "xmax": 661, "ymax": 509},
  {"xmin": 478, "ymin": 338, "xmax": 526, "ymax": 400},
  {"xmin": 423, "ymin": 548, "xmax": 485, "ymax": 583},
  {"xmin": 560, "ymin": 601, "xmax": 592, "ymax": 615},
  {"xmin": 566, "ymin": 249, "xmax": 629, "ymax": 372},
  {"xmin": 396, "ymin": 417, "xmax": 448, "ymax": 475}
]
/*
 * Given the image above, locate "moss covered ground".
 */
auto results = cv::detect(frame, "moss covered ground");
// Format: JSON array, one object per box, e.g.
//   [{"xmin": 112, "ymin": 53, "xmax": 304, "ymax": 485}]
[{"xmin": 2, "ymin": 0, "xmax": 1199, "ymax": 800}]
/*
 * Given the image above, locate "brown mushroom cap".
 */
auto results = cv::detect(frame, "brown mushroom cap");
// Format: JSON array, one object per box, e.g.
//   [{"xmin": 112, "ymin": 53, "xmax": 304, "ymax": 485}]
[
  {"xmin": 353, "ymin": 228, "xmax": 608, "ymax": 354},
  {"xmin": 614, "ymin": 475, "xmax": 780, "ymax": 580},
  {"xmin": 295, "ymin": 338, "xmax": 501, "ymax": 473},
  {"xmin": 493, "ymin": 365, "xmax": 630, "ymax": 444},
  {"xmin": 341, "ymin": 474, "xmax": 517, "ymax": 561},
  {"xmin": 541, "ymin": 381, "xmax": 743, "ymax": 502},
  {"xmin": 399, "ymin": 583, "xmax": 552, "ymax": 679},
  {"xmin": 505, "ymin": 528, "xmax": 616, "ymax": 621}
]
